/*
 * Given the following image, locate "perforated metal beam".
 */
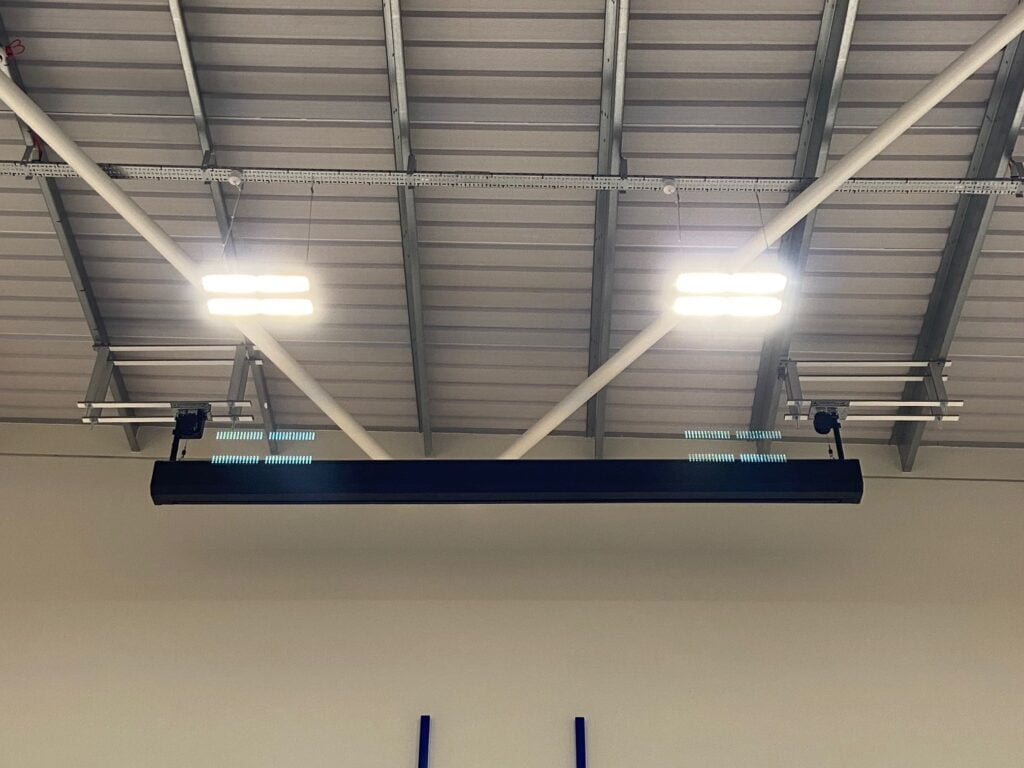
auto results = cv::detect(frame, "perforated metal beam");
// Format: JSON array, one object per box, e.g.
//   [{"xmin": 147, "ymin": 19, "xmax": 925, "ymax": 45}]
[
  {"xmin": 168, "ymin": 0, "xmax": 277, "ymax": 455},
  {"xmin": 382, "ymin": 0, "xmax": 432, "ymax": 456},
  {"xmin": 6, "ymin": 161, "xmax": 1024, "ymax": 195},
  {"xmin": 893, "ymin": 32, "xmax": 1024, "ymax": 471},
  {"xmin": 748, "ymin": 0, "xmax": 858, "ymax": 447},
  {"xmin": 0, "ymin": 12, "xmax": 139, "ymax": 451},
  {"xmin": 587, "ymin": 0, "xmax": 630, "ymax": 458}
]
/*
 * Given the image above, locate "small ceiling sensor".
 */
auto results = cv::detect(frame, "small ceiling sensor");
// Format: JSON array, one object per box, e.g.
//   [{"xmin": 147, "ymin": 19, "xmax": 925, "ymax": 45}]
[
  {"xmin": 662, "ymin": 179, "xmax": 677, "ymax": 195},
  {"xmin": 226, "ymin": 171, "xmax": 243, "ymax": 187}
]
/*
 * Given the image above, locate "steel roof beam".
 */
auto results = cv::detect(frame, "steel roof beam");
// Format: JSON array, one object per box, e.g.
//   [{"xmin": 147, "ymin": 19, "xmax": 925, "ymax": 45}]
[
  {"xmin": 382, "ymin": 0, "xmax": 432, "ymax": 456},
  {"xmin": 168, "ymin": 0, "xmax": 278, "ymax": 455},
  {"xmin": 8, "ymin": 161, "xmax": 1024, "ymax": 195},
  {"xmin": 893, "ymin": 32, "xmax": 1024, "ymax": 471},
  {"xmin": 748, "ymin": 0, "xmax": 858, "ymax": 447},
  {"xmin": 0, "ymin": 70, "xmax": 391, "ymax": 459},
  {"xmin": 0, "ymin": 12, "xmax": 139, "ymax": 451},
  {"xmin": 587, "ymin": 0, "xmax": 631, "ymax": 459},
  {"xmin": 497, "ymin": 1, "xmax": 1024, "ymax": 460}
]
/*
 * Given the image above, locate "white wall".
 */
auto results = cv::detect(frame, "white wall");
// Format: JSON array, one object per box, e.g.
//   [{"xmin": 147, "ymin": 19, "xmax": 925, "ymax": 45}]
[{"xmin": 1, "ymin": 426, "xmax": 1022, "ymax": 767}]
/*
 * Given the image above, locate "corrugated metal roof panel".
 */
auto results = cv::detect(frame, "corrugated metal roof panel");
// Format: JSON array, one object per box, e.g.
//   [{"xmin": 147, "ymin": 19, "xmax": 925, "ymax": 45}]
[{"xmin": 0, "ymin": 0, "xmax": 1022, "ymax": 450}]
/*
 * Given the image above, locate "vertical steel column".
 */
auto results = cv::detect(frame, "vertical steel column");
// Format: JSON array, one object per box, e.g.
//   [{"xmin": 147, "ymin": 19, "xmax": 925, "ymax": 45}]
[
  {"xmin": 382, "ymin": 0, "xmax": 433, "ymax": 456},
  {"xmin": 1, "ymin": 12, "xmax": 139, "ymax": 450},
  {"xmin": 748, "ymin": 0, "xmax": 858, "ymax": 448},
  {"xmin": 587, "ymin": 0, "xmax": 631, "ymax": 458},
  {"xmin": 894, "ymin": 31, "xmax": 1024, "ymax": 470}
]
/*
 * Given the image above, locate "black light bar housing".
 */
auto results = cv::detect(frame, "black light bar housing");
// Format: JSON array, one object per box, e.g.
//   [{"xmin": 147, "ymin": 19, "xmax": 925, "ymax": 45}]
[{"xmin": 150, "ymin": 459, "xmax": 863, "ymax": 505}]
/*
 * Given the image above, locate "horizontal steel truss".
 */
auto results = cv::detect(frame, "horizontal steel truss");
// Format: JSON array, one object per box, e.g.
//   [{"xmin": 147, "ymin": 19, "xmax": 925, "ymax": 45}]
[{"xmin": 4, "ymin": 160, "xmax": 1024, "ymax": 195}]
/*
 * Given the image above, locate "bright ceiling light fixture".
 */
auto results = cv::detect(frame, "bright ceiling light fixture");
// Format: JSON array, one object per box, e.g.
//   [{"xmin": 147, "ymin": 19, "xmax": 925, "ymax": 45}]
[
  {"xmin": 259, "ymin": 298, "xmax": 314, "ymax": 316},
  {"xmin": 202, "ymin": 274, "xmax": 311, "ymax": 294},
  {"xmin": 207, "ymin": 297, "xmax": 261, "ymax": 316},
  {"xmin": 255, "ymin": 274, "xmax": 310, "ymax": 294},
  {"xmin": 672, "ymin": 295, "xmax": 782, "ymax": 318},
  {"xmin": 675, "ymin": 271, "xmax": 787, "ymax": 295},
  {"xmin": 207, "ymin": 298, "xmax": 314, "ymax": 317},
  {"xmin": 202, "ymin": 273, "xmax": 258, "ymax": 294}
]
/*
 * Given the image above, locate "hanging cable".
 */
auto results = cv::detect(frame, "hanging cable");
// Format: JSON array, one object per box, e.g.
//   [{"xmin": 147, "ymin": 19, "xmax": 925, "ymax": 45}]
[
  {"xmin": 220, "ymin": 181, "xmax": 243, "ymax": 263},
  {"xmin": 754, "ymin": 190, "xmax": 771, "ymax": 251},
  {"xmin": 304, "ymin": 183, "xmax": 315, "ymax": 266},
  {"xmin": 676, "ymin": 189, "xmax": 683, "ymax": 242}
]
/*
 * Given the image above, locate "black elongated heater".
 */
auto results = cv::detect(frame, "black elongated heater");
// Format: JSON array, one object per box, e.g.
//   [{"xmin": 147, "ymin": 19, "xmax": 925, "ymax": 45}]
[{"xmin": 150, "ymin": 459, "xmax": 863, "ymax": 505}]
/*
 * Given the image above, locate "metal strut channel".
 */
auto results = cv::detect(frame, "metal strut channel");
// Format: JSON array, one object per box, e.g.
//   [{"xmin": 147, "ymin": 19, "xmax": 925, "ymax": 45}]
[
  {"xmin": 4, "ymin": 161, "xmax": 1024, "ymax": 194},
  {"xmin": 0, "ymin": 12, "xmax": 139, "ymax": 450},
  {"xmin": 748, "ymin": 0, "xmax": 858, "ymax": 450},
  {"xmin": 168, "ymin": 0, "xmax": 278, "ymax": 456},
  {"xmin": 893, "ymin": 31, "xmax": 1024, "ymax": 471},
  {"xmin": 382, "ymin": 0, "xmax": 432, "ymax": 456},
  {"xmin": 587, "ymin": 0, "xmax": 630, "ymax": 458}
]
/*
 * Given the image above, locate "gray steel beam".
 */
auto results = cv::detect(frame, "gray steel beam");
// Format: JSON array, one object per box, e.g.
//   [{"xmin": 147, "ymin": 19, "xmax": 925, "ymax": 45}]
[
  {"xmin": 587, "ymin": 0, "xmax": 630, "ymax": 458},
  {"xmin": 0, "ymin": 12, "xmax": 139, "ymax": 451},
  {"xmin": 7, "ymin": 161, "xmax": 1024, "ymax": 195},
  {"xmin": 168, "ymin": 0, "xmax": 235, "ymax": 259},
  {"xmin": 169, "ymin": 0, "xmax": 281, "ymax": 455},
  {"xmin": 748, "ymin": 0, "xmax": 858, "ymax": 448},
  {"xmin": 247, "ymin": 344, "xmax": 277, "ymax": 453},
  {"xmin": 382, "ymin": 0, "xmax": 432, "ymax": 456},
  {"xmin": 893, "ymin": 32, "xmax": 1024, "ymax": 471}
]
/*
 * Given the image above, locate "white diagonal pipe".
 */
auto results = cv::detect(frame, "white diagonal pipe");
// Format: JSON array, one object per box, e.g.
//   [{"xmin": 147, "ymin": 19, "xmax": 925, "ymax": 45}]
[
  {"xmin": 0, "ymin": 74, "xmax": 392, "ymax": 459},
  {"xmin": 500, "ymin": 2, "xmax": 1024, "ymax": 459}
]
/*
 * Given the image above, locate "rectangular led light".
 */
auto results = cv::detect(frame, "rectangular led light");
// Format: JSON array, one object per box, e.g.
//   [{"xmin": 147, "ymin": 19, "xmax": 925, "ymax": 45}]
[
  {"xmin": 202, "ymin": 274, "xmax": 258, "ymax": 294},
  {"xmin": 207, "ymin": 298, "xmax": 313, "ymax": 317},
  {"xmin": 259, "ymin": 298, "xmax": 314, "ymax": 316},
  {"xmin": 673, "ymin": 295, "xmax": 782, "ymax": 317},
  {"xmin": 675, "ymin": 272, "xmax": 787, "ymax": 295},
  {"xmin": 256, "ymin": 275, "xmax": 310, "ymax": 294},
  {"xmin": 202, "ymin": 274, "xmax": 310, "ymax": 294}
]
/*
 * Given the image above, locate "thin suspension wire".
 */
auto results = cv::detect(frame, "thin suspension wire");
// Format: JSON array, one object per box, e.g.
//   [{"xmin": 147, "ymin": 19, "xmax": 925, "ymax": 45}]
[
  {"xmin": 676, "ymin": 189, "xmax": 683, "ymax": 242},
  {"xmin": 753, "ymin": 191, "xmax": 770, "ymax": 252},
  {"xmin": 220, "ymin": 182, "xmax": 243, "ymax": 263},
  {"xmin": 304, "ymin": 183, "xmax": 315, "ymax": 266}
]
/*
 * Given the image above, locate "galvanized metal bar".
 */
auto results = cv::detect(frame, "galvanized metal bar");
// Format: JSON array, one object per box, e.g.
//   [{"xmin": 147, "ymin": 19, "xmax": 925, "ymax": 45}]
[
  {"xmin": 84, "ymin": 415, "xmax": 255, "ymax": 425},
  {"xmin": 7, "ymin": 160, "xmax": 1024, "ymax": 195},
  {"xmin": 167, "ymin": 0, "xmax": 282, "ymax": 453},
  {"xmin": 382, "ymin": 0, "xmax": 432, "ymax": 457},
  {"xmin": 789, "ymin": 414, "xmax": 960, "ymax": 422},
  {"xmin": 226, "ymin": 344, "xmax": 250, "ymax": 422},
  {"xmin": 78, "ymin": 401, "xmax": 252, "ymax": 409},
  {"xmin": 169, "ymin": 0, "xmax": 278, "ymax": 455},
  {"xmin": 587, "ymin": 0, "xmax": 631, "ymax": 458},
  {"xmin": 748, "ymin": 0, "xmax": 858, "ymax": 445},
  {"xmin": 167, "ymin": 0, "xmax": 235, "ymax": 259},
  {"xmin": 107, "ymin": 345, "xmax": 240, "ymax": 353},
  {"xmin": 894, "ymin": 32, "xmax": 1024, "ymax": 471},
  {"xmin": 247, "ymin": 345, "xmax": 277, "ymax": 455},
  {"xmin": 83, "ymin": 348, "xmax": 114, "ymax": 424},
  {"xmin": 0, "ymin": 12, "xmax": 139, "ymax": 451}
]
